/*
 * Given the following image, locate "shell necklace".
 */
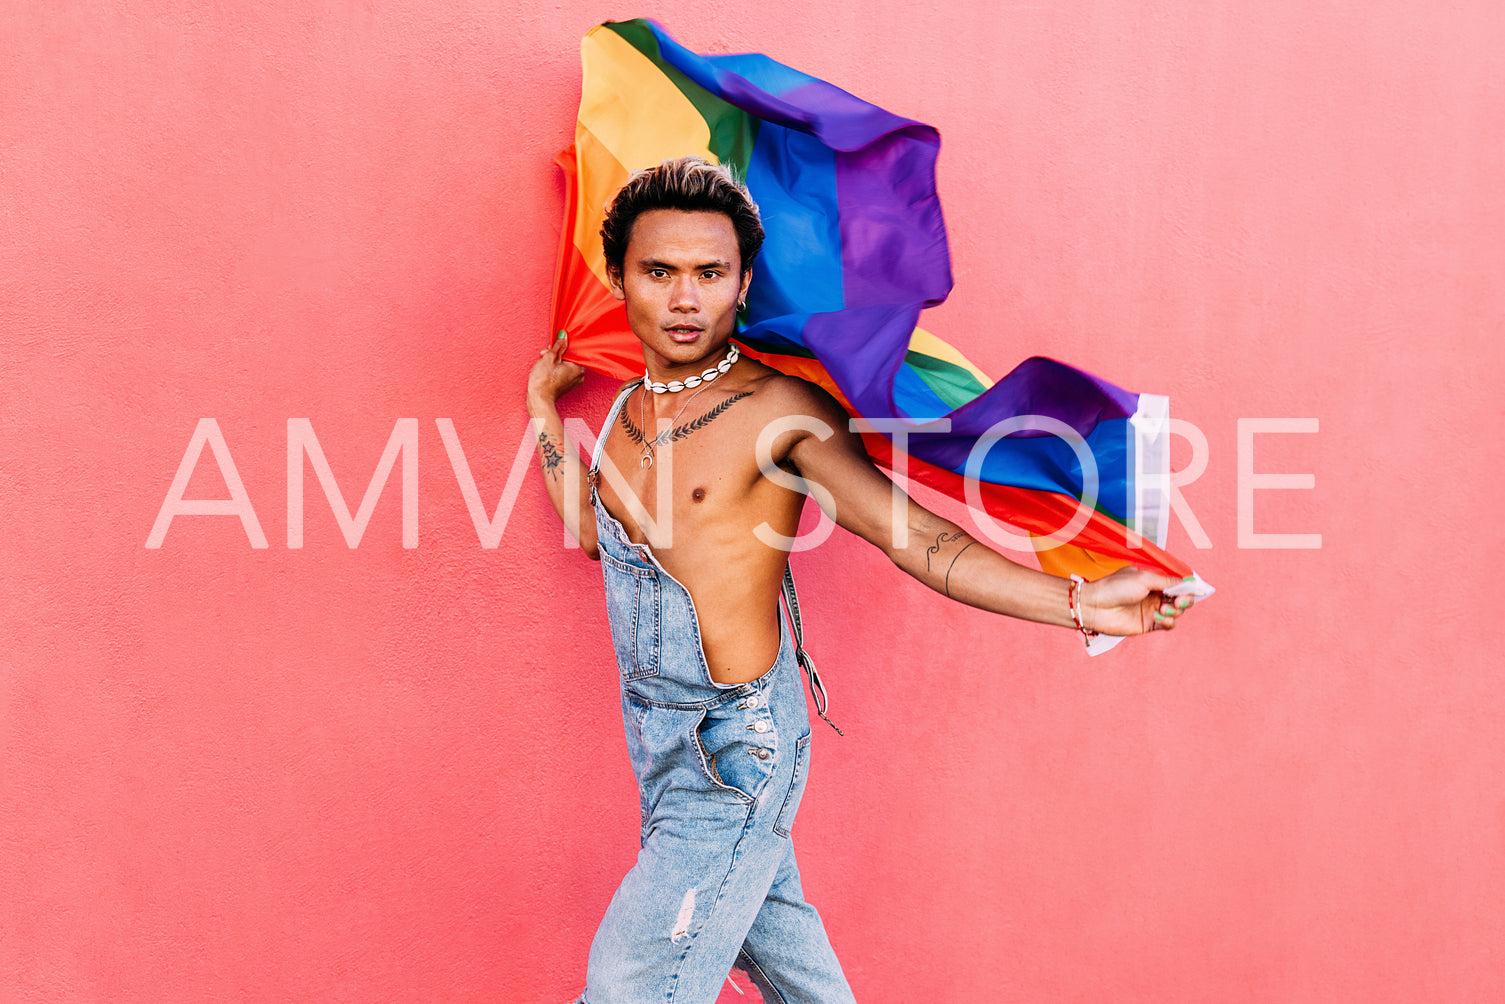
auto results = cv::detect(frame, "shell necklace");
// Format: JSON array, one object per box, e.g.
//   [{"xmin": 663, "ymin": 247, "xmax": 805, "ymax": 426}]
[
  {"xmin": 638, "ymin": 344, "xmax": 740, "ymax": 469},
  {"xmin": 644, "ymin": 342, "xmax": 739, "ymax": 394}
]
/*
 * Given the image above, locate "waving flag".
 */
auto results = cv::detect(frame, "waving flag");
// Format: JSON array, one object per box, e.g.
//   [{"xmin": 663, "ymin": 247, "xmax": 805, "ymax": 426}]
[{"xmin": 552, "ymin": 18, "xmax": 1197, "ymax": 608}]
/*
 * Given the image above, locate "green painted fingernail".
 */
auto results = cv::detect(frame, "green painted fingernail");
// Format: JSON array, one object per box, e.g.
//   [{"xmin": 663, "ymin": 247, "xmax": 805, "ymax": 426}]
[
  {"xmin": 1153, "ymin": 611, "xmax": 1166, "ymax": 622},
  {"xmin": 1182, "ymin": 575, "xmax": 1195, "ymax": 581},
  {"xmin": 556, "ymin": 330, "xmax": 567, "ymax": 340}
]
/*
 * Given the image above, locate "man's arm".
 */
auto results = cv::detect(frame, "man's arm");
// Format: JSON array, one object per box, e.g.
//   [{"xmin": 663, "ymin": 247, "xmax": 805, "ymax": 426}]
[
  {"xmin": 525, "ymin": 333, "xmax": 599, "ymax": 560},
  {"xmin": 779, "ymin": 382, "xmax": 1193, "ymax": 636}
]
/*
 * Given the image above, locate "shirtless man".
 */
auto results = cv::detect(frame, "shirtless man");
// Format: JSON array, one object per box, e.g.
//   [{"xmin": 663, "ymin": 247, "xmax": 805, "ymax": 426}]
[{"xmin": 527, "ymin": 157, "xmax": 1193, "ymax": 1003}]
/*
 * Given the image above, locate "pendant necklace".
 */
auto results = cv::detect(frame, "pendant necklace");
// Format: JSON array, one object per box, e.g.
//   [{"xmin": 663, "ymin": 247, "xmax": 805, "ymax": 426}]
[{"xmin": 638, "ymin": 343, "xmax": 740, "ymax": 469}]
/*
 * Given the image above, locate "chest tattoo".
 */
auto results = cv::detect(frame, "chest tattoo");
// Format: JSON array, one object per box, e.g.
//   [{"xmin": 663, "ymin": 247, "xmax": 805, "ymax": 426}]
[{"xmin": 621, "ymin": 390, "xmax": 753, "ymax": 449}]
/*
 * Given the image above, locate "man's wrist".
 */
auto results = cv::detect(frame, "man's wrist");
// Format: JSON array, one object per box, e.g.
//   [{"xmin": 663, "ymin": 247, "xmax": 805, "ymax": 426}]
[
  {"xmin": 1068, "ymin": 575, "xmax": 1099, "ymax": 642},
  {"xmin": 526, "ymin": 390, "xmax": 560, "ymax": 419}
]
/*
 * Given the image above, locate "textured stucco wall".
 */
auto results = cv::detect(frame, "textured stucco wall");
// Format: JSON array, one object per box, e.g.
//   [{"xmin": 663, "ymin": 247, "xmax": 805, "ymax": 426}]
[{"xmin": 3, "ymin": 1, "xmax": 1503, "ymax": 1000}]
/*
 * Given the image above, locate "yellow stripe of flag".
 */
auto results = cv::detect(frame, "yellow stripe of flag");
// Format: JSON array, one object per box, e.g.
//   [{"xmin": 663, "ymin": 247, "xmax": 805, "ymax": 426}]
[
  {"xmin": 907, "ymin": 328, "xmax": 995, "ymax": 390},
  {"xmin": 575, "ymin": 26, "xmax": 718, "ymax": 286}
]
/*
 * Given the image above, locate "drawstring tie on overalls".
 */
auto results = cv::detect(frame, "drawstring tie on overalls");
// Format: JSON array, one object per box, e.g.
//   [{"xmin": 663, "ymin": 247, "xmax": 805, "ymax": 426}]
[{"xmin": 779, "ymin": 564, "xmax": 842, "ymax": 736}]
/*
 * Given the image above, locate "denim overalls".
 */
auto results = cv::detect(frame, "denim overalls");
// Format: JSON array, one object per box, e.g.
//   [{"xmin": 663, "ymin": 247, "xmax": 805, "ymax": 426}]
[{"xmin": 576, "ymin": 383, "xmax": 855, "ymax": 1004}]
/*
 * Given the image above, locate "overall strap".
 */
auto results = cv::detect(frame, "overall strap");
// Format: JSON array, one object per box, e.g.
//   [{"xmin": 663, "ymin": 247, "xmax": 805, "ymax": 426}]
[
  {"xmin": 781, "ymin": 565, "xmax": 843, "ymax": 736},
  {"xmin": 591, "ymin": 379, "xmax": 643, "ymax": 471}
]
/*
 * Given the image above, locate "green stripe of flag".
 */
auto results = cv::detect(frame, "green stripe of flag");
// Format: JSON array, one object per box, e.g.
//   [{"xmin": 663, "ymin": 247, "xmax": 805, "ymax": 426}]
[{"xmin": 904, "ymin": 352, "xmax": 990, "ymax": 410}]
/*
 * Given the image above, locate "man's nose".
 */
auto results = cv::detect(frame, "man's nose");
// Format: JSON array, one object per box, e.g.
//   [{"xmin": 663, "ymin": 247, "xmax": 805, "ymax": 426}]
[{"xmin": 669, "ymin": 276, "xmax": 699, "ymax": 311}]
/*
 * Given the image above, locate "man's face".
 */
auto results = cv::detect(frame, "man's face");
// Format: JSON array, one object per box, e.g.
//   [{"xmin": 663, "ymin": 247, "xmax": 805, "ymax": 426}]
[{"xmin": 608, "ymin": 209, "xmax": 751, "ymax": 373}]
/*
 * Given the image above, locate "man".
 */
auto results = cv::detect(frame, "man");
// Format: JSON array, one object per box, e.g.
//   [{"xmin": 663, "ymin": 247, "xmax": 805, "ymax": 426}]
[{"xmin": 527, "ymin": 156, "xmax": 1194, "ymax": 1003}]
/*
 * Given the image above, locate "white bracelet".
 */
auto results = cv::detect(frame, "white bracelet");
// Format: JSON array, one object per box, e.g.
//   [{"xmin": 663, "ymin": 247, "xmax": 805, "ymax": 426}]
[{"xmin": 1069, "ymin": 574, "xmax": 1099, "ymax": 647}]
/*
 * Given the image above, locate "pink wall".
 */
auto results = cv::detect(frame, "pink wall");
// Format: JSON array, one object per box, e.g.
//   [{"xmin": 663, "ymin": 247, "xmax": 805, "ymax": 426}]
[{"xmin": 4, "ymin": 1, "xmax": 1502, "ymax": 1000}]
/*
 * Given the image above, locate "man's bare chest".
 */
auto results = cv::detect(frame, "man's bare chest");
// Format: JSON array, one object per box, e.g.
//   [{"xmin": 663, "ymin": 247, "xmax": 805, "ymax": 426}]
[{"xmin": 595, "ymin": 386, "xmax": 794, "ymax": 540}]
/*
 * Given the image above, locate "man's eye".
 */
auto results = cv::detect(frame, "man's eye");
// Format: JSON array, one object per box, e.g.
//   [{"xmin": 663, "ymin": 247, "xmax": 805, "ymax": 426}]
[
  {"xmin": 701, "ymin": 271, "xmax": 720, "ymax": 280},
  {"xmin": 650, "ymin": 269, "xmax": 668, "ymax": 278}
]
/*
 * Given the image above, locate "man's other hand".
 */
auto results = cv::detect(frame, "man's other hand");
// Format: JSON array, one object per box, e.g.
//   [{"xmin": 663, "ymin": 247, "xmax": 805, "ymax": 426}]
[
  {"xmin": 527, "ymin": 331, "xmax": 586, "ymax": 411},
  {"xmin": 1084, "ymin": 567, "xmax": 1198, "ymax": 636}
]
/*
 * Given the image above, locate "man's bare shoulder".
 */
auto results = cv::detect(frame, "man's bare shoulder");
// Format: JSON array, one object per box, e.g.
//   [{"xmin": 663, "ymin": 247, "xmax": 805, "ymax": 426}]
[{"xmin": 736, "ymin": 362, "xmax": 850, "ymax": 425}]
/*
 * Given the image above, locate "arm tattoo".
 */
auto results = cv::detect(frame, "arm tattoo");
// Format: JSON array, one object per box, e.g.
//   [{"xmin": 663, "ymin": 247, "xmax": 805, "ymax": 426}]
[
  {"xmin": 925, "ymin": 531, "xmax": 969, "ymax": 572},
  {"xmin": 944, "ymin": 542, "xmax": 977, "ymax": 599},
  {"xmin": 925, "ymin": 531, "xmax": 976, "ymax": 599},
  {"xmin": 537, "ymin": 431, "xmax": 566, "ymax": 481}
]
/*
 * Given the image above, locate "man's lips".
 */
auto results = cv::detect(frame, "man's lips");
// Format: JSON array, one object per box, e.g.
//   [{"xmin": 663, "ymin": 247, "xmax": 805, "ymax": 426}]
[{"xmin": 665, "ymin": 326, "xmax": 704, "ymax": 342}]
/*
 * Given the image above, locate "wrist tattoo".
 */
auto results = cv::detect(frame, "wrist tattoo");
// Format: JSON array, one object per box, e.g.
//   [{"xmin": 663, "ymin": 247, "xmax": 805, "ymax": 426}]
[{"xmin": 537, "ymin": 431, "xmax": 566, "ymax": 481}]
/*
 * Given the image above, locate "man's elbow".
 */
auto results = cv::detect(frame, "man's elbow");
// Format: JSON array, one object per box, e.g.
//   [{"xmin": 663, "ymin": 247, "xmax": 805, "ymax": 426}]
[
  {"xmin": 577, "ymin": 529, "xmax": 600, "ymax": 561},
  {"xmin": 564, "ymin": 515, "xmax": 599, "ymax": 560}
]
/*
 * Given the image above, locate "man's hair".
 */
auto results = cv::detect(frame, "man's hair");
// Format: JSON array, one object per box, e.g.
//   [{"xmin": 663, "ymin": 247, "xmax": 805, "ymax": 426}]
[{"xmin": 601, "ymin": 156, "xmax": 764, "ymax": 278}]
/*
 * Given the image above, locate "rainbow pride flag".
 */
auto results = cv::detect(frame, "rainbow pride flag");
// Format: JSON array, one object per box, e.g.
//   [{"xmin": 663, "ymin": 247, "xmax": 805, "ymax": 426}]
[{"xmin": 552, "ymin": 19, "xmax": 1193, "ymax": 604}]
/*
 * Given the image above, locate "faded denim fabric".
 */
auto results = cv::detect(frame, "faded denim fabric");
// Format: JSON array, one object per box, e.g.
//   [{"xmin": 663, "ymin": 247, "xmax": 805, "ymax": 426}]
[{"xmin": 574, "ymin": 383, "xmax": 854, "ymax": 1004}]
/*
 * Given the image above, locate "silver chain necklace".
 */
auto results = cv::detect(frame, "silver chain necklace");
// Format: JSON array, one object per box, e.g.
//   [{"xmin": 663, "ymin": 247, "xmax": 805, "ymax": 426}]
[{"xmin": 638, "ymin": 378, "xmax": 717, "ymax": 469}]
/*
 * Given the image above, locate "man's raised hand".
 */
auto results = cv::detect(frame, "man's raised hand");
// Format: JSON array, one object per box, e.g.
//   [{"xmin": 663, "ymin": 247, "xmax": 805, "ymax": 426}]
[{"xmin": 527, "ymin": 331, "xmax": 586, "ymax": 409}]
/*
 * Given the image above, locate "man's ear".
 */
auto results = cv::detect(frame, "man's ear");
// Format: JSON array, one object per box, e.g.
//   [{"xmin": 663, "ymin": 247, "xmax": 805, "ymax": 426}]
[
  {"xmin": 607, "ymin": 268, "xmax": 625, "ymax": 301},
  {"xmin": 738, "ymin": 269, "xmax": 752, "ymax": 303}
]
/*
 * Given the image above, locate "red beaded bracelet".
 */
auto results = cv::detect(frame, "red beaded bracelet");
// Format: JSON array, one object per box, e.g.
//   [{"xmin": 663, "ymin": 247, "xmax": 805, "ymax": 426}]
[{"xmin": 1069, "ymin": 574, "xmax": 1100, "ymax": 648}]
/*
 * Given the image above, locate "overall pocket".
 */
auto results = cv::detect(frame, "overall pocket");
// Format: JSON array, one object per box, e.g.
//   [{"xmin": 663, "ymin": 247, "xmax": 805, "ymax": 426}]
[
  {"xmin": 773, "ymin": 731, "xmax": 812, "ymax": 838},
  {"xmin": 600, "ymin": 550, "xmax": 660, "ymax": 681},
  {"xmin": 693, "ymin": 703, "xmax": 774, "ymax": 805}
]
